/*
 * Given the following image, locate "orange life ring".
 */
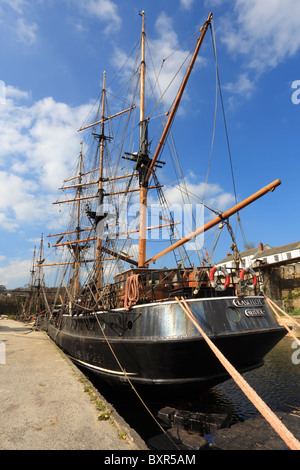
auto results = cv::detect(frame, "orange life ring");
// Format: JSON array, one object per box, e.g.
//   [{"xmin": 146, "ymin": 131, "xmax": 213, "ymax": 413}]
[
  {"xmin": 240, "ymin": 267, "xmax": 257, "ymax": 290},
  {"xmin": 209, "ymin": 266, "xmax": 230, "ymax": 291}
]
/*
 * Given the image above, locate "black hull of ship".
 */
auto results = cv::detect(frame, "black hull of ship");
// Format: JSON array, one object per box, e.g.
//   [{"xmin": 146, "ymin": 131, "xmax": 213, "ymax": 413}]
[{"xmin": 47, "ymin": 296, "xmax": 286, "ymax": 392}]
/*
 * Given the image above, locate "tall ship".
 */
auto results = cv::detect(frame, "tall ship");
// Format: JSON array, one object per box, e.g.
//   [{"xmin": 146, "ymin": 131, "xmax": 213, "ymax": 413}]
[{"xmin": 41, "ymin": 12, "xmax": 286, "ymax": 391}]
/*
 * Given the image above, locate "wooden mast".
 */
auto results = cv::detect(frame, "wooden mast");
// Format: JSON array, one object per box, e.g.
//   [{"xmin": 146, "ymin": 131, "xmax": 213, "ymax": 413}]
[
  {"xmin": 74, "ymin": 141, "xmax": 83, "ymax": 297},
  {"xmin": 96, "ymin": 71, "xmax": 106, "ymax": 289},
  {"xmin": 137, "ymin": 12, "xmax": 212, "ymax": 267},
  {"xmin": 145, "ymin": 12, "xmax": 213, "ymax": 186},
  {"xmin": 144, "ymin": 179, "xmax": 281, "ymax": 266},
  {"xmin": 138, "ymin": 10, "xmax": 147, "ymax": 267}
]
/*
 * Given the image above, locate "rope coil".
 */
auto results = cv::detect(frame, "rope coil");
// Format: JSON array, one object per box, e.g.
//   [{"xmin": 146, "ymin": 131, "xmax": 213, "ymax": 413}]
[{"xmin": 124, "ymin": 274, "xmax": 144, "ymax": 310}]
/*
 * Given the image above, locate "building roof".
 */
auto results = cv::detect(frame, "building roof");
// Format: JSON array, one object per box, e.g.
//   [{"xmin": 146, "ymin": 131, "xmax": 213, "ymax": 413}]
[
  {"xmin": 252, "ymin": 241, "xmax": 300, "ymax": 260},
  {"xmin": 218, "ymin": 244, "xmax": 271, "ymax": 264},
  {"xmin": 218, "ymin": 241, "xmax": 300, "ymax": 264}
]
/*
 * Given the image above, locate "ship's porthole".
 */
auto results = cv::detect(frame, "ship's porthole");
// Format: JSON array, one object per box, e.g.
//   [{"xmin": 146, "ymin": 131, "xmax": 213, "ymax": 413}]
[
  {"xmin": 127, "ymin": 321, "xmax": 133, "ymax": 329},
  {"xmin": 226, "ymin": 306, "xmax": 241, "ymax": 323}
]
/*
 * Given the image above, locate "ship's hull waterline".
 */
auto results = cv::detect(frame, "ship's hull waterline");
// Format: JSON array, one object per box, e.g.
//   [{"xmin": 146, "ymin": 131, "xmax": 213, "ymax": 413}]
[{"xmin": 47, "ymin": 296, "xmax": 286, "ymax": 391}]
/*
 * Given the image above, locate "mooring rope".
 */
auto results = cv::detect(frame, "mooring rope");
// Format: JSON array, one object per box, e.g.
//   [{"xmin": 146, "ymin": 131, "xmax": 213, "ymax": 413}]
[
  {"xmin": 264, "ymin": 295, "xmax": 300, "ymax": 347},
  {"xmin": 175, "ymin": 296, "xmax": 300, "ymax": 451}
]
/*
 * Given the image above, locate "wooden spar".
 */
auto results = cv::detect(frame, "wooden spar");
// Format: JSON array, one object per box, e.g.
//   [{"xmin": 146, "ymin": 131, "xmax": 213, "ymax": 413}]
[
  {"xmin": 77, "ymin": 106, "xmax": 136, "ymax": 132},
  {"xmin": 38, "ymin": 259, "xmax": 96, "ymax": 267},
  {"xmin": 53, "ymin": 184, "xmax": 163, "ymax": 204},
  {"xmin": 47, "ymin": 228, "xmax": 91, "ymax": 238},
  {"xmin": 138, "ymin": 11, "xmax": 147, "ymax": 267},
  {"xmin": 107, "ymin": 184, "xmax": 162, "ymax": 196},
  {"xmin": 59, "ymin": 174, "xmax": 138, "ymax": 190},
  {"xmin": 53, "ymin": 236, "xmax": 97, "ymax": 247},
  {"xmin": 120, "ymin": 221, "xmax": 180, "ymax": 235},
  {"xmin": 52, "ymin": 220, "xmax": 177, "ymax": 247},
  {"xmin": 64, "ymin": 167, "xmax": 101, "ymax": 183},
  {"xmin": 59, "ymin": 180, "xmax": 100, "ymax": 190},
  {"xmin": 145, "ymin": 12, "xmax": 213, "ymax": 185},
  {"xmin": 101, "ymin": 246, "xmax": 139, "ymax": 267},
  {"xmin": 53, "ymin": 194, "xmax": 98, "ymax": 204},
  {"xmin": 48, "ymin": 220, "xmax": 174, "ymax": 239},
  {"xmin": 144, "ymin": 179, "xmax": 282, "ymax": 266},
  {"xmin": 105, "ymin": 173, "xmax": 139, "ymax": 182}
]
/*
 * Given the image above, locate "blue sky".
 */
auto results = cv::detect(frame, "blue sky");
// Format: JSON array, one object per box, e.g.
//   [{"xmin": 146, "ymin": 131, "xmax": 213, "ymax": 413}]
[{"xmin": 0, "ymin": 0, "xmax": 299, "ymax": 288}]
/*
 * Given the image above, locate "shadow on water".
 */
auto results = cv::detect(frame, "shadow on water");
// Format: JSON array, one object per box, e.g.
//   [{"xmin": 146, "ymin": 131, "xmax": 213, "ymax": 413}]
[{"xmin": 82, "ymin": 337, "xmax": 300, "ymax": 442}]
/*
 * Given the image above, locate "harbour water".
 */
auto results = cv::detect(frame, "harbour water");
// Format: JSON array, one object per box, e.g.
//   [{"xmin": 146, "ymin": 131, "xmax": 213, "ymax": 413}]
[{"xmin": 87, "ymin": 336, "xmax": 300, "ymax": 444}]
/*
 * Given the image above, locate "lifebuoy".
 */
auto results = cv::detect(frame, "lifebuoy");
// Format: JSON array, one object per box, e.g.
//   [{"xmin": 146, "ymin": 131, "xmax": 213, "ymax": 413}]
[
  {"xmin": 239, "ymin": 267, "xmax": 257, "ymax": 290},
  {"xmin": 209, "ymin": 266, "xmax": 230, "ymax": 291}
]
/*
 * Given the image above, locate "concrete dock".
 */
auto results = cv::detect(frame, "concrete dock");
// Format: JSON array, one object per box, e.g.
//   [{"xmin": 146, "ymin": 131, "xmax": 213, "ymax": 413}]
[{"xmin": 0, "ymin": 318, "xmax": 147, "ymax": 450}]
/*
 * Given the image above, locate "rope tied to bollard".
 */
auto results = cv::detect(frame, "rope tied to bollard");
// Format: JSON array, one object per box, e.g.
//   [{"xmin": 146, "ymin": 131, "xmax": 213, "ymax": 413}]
[
  {"xmin": 175, "ymin": 296, "xmax": 300, "ymax": 451},
  {"xmin": 264, "ymin": 294, "xmax": 300, "ymax": 347}
]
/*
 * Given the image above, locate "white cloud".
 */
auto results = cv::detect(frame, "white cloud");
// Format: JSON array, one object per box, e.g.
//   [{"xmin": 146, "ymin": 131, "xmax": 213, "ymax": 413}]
[
  {"xmin": 112, "ymin": 11, "xmax": 206, "ymax": 114},
  {"xmin": 223, "ymin": 72, "xmax": 255, "ymax": 99},
  {"xmin": 221, "ymin": 0, "xmax": 300, "ymax": 73},
  {"xmin": 16, "ymin": 17, "xmax": 38, "ymax": 45},
  {"xmin": 146, "ymin": 174, "xmax": 235, "ymax": 245},
  {"xmin": 0, "ymin": 0, "xmax": 26, "ymax": 14},
  {"xmin": 164, "ymin": 178, "xmax": 235, "ymax": 212},
  {"xmin": 74, "ymin": 0, "xmax": 121, "ymax": 33},
  {"xmin": 5, "ymin": 84, "xmax": 30, "ymax": 100},
  {"xmin": 0, "ymin": 85, "xmax": 92, "ymax": 232},
  {"xmin": 0, "ymin": 257, "xmax": 32, "ymax": 287},
  {"xmin": 0, "ymin": 0, "xmax": 38, "ymax": 46},
  {"xmin": 180, "ymin": 0, "xmax": 195, "ymax": 11}
]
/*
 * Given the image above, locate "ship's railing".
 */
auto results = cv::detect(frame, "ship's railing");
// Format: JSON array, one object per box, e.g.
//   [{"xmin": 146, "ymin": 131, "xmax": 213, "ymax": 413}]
[
  {"xmin": 106, "ymin": 266, "xmax": 260, "ymax": 308},
  {"xmin": 48, "ymin": 265, "xmax": 261, "ymax": 315}
]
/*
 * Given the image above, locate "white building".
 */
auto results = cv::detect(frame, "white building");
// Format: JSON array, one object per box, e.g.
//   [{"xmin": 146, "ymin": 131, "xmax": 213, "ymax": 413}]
[{"xmin": 217, "ymin": 241, "xmax": 300, "ymax": 270}]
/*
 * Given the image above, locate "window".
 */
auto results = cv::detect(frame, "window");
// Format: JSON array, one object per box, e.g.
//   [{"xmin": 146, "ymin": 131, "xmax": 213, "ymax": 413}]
[
  {"xmin": 274, "ymin": 255, "xmax": 279, "ymax": 262},
  {"xmin": 286, "ymin": 252, "xmax": 292, "ymax": 259}
]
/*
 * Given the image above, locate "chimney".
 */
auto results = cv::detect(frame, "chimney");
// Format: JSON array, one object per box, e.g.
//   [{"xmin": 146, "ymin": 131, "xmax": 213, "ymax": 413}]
[{"xmin": 259, "ymin": 242, "xmax": 264, "ymax": 251}]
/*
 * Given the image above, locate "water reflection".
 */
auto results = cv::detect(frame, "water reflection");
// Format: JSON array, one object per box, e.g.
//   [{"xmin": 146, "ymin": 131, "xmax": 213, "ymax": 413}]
[
  {"xmin": 87, "ymin": 337, "xmax": 300, "ymax": 441},
  {"xmin": 211, "ymin": 337, "xmax": 300, "ymax": 420}
]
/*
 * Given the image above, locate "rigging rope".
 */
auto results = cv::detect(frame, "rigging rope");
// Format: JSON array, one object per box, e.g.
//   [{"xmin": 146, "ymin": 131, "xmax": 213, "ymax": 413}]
[{"xmin": 210, "ymin": 19, "xmax": 248, "ymax": 250}]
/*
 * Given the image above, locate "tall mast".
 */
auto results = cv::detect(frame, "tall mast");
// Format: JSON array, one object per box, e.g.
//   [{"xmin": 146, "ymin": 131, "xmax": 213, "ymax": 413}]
[
  {"xmin": 74, "ymin": 141, "xmax": 83, "ymax": 297},
  {"xmin": 138, "ymin": 11, "xmax": 148, "ymax": 267},
  {"xmin": 96, "ymin": 71, "xmax": 106, "ymax": 288},
  {"xmin": 145, "ymin": 12, "xmax": 213, "ymax": 185},
  {"xmin": 137, "ymin": 12, "xmax": 212, "ymax": 266},
  {"xmin": 36, "ymin": 233, "xmax": 44, "ymax": 314}
]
